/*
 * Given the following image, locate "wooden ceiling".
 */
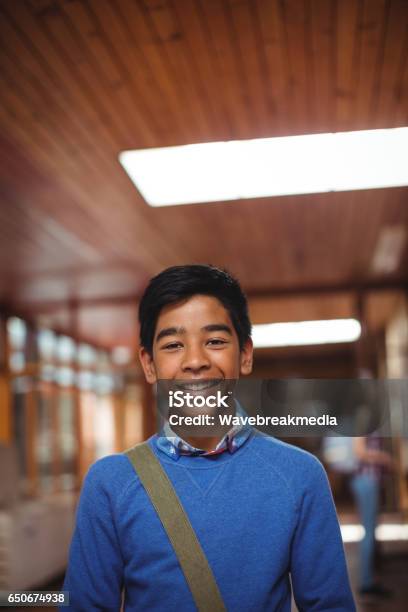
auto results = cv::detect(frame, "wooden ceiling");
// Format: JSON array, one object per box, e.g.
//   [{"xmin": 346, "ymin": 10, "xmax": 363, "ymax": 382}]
[{"xmin": 0, "ymin": 0, "xmax": 407, "ymax": 348}]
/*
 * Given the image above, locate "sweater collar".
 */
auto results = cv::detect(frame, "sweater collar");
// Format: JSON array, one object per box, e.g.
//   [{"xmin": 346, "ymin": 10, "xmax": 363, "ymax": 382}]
[{"xmin": 156, "ymin": 403, "xmax": 252, "ymax": 461}]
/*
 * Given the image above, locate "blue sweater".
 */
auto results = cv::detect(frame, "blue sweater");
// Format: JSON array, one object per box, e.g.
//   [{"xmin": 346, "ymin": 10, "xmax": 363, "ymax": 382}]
[{"xmin": 63, "ymin": 432, "xmax": 355, "ymax": 611}]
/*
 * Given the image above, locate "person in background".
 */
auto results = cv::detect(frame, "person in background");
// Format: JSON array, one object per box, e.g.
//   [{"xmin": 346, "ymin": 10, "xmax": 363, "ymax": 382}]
[{"xmin": 351, "ymin": 436, "xmax": 393, "ymax": 600}]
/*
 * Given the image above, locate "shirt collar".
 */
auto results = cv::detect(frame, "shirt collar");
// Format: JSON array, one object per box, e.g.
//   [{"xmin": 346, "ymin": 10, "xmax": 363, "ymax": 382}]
[{"xmin": 156, "ymin": 402, "xmax": 252, "ymax": 460}]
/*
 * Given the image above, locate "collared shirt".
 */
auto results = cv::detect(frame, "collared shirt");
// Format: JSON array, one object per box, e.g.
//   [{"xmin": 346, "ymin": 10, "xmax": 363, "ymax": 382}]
[{"xmin": 156, "ymin": 403, "xmax": 252, "ymax": 460}]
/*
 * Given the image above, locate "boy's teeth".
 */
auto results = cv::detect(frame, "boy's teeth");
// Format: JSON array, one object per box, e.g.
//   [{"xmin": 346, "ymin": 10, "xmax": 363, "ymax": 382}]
[{"xmin": 181, "ymin": 380, "xmax": 219, "ymax": 391}]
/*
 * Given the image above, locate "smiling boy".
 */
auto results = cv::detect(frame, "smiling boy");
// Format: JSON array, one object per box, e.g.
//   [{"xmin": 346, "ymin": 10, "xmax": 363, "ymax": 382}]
[{"xmin": 63, "ymin": 265, "xmax": 355, "ymax": 611}]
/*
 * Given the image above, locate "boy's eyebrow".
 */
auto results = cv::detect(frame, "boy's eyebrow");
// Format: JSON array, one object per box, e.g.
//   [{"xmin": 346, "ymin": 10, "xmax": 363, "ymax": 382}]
[
  {"xmin": 155, "ymin": 326, "xmax": 185, "ymax": 342},
  {"xmin": 202, "ymin": 324, "xmax": 233, "ymax": 335}
]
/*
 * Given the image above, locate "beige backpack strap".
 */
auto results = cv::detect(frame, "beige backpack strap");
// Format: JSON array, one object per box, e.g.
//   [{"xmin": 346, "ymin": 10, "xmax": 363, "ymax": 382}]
[{"xmin": 125, "ymin": 442, "xmax": 226, "ymax": 612}]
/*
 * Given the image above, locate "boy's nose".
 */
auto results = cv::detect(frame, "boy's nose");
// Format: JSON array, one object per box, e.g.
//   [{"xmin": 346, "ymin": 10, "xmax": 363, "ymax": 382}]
[{"xmin": 181, "ymin": 345, "xmax": 211, "ymax": 373}]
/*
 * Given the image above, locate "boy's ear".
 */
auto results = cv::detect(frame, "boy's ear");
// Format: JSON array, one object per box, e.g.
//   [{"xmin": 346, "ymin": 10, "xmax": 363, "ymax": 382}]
[
  {"xmin": 240, "ymin": 338, "xmax": 253, "ymax": 376},
  {"xmin": 139, "ymin": 346, "xmax": 157, "ymax": 384}
]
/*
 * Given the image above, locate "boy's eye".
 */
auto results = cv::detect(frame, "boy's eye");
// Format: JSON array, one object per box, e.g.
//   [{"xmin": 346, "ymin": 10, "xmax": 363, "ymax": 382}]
[
  {"xmin": 207, "ymin": 338, "xmax": 227, "ymax": 346},
  {"xmin": 162, "ymin": 342, "xmax": 182, "ymax": 350}
]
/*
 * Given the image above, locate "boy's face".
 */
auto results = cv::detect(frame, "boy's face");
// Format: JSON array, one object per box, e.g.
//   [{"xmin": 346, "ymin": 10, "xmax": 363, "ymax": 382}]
[{"xmin": 139, "ymin": 294, "xmax": 253, "ymax": 384}]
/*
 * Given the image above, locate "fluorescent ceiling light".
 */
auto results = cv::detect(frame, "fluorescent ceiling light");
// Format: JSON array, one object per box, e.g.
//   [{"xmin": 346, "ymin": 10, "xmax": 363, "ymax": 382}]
[
  {"xmin": 252, "ymin": 319, "xmax": 361, "ymax": 348},
  {"xmin": 376, "ymin": 523, "xmax": 408, "ymax": 541},
  {"xmin": 119, "ymin": 127, "xmax": 408, "ymax": 207},
  {"xmin": 340, "ymin": 524, "xmax": 365, "ymax": 543},
  {"xmin": 340, "ymin": 523, "xmax": 408, "ymax": 543}
]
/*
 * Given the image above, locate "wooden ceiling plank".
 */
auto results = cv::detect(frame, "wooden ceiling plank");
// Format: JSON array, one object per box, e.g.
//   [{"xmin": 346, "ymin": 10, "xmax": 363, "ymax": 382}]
[
  {"xmin": 0, "ymin": 49, "xmax": 79, "ymax": 157},
  {"xmin": 355, "ymin": 190, "xmax": 390, "ymax": 278},
  {"xmin": 108, "ymin": 0, "xmax": 193, "ymax": 143},
  {"xmin": 0, "ymin": 7, "xmax": 192, "ymax": 270},
  {"xmin": 11, "ymin": 0, "xmax": 147, "ymax": 155},
  {"xmin": 391, "ymin": 18, "xmax": 408, "ymax": 126},
  {"xmin": 251, "ymin": 201, "xmax": 292, "ymax": 288},
  {"xmin": 0, "ymin": 43, "xmax": 141, "ymax": 198},
  {"xmin": 373, "ymin": 0, "xmax": 408, "ymax": 128},
  {"xmin": 0, "ymin": 1, "xmax": 121, "ymax": 152},
  {"xmin": 282, "ymin": 197, "xmax": 312, "ymax": 284},
  {"xmin": 59, "ymin": 0, "xmax": 166, "ymax": 143},
  {"xmin": 140, "ymin": 0, "xmax": 206, "ymax": 140},
  {"xmin": 374, "ymin": 0, "xmax": 408, "ymax": 127},
  {"xmin": 277, "ymin": 0, "xmax": 312, "ymax": 133},
  {"xmin": 0, "ymin": 200, "xmax": 59, "ymax": 268},
  {"xmin": 193, "ymin": 0, "xmax": 244, "ymax": 139},
  {"xmin": 0, "ymin": 102, "xmax": 167, "ymax": 276},
  {"xmin": 249, "ymin": 292, "xmax": 355, "ymax": 324},
  {"xmin": 170, "ymin": 0, "xmax": 232, "ymax": 139},
  {"xmin": 241, "ymin": 198, "xmax": 292, "ymax": 288},
  {"xmin": 198, "ymin": 0, "xmax": 254, "ymax": 138},
  {"xmin": 0, "ymin": 77, "xmax": 81, "ymax": 179},
  {"xmin": 169, "ymin": 0, "xmax": 232, "ymax": 140},
  {"xmin": 0, "ymin": 18, "xmax": 179, "ymax": 264},
  {"xmin": 248, "ymin": 0, "xmax": 282, "ymax": 135},
  {"xmin": 225, "ymin": 0, "xmax": 274, "ymax": 136},
  {"xmin": 30, "ymin": 0, "xmax": 156, "ymax": 148},
  {"xmin": 0, "ymin": 215, "xmax": 83, "ymax": 275},
  {"xmin": 295, "ymin": 199, "xmax": 315, "ymax": 284},
  {"xmin": 148, "ymin": 198, "xmax": 226, "ymax": 261},
  {"xmin": 0, "ymin": 98, "xmax": 169, "ymax": 272},
  {"xmin": 292, "ymin": 196, "xmax": 317, "ymax": 282},
  {"xmin": 0, "ymin": 163, "xmax": 93, "ymax": 273},
  {"xmin": 140, "ymin": 0, "xmax": 214, "ymax": 141},
  {"xmin": 253, "ymin": 0, "xmax": 291, "ymax": 135},
  {"xmin": 59, "ymin": 0, "xmax": 124, "ymax": 87},
  {"xmin": 378, "ymin": 185, "xmax": 408, "ymax": 227},
  {"xmin": 0, "ymin": 77, "xmax": 113, "ymax": 225},
  {"xmin": 222, "ymin": 0, "xmax": 264, "ymax": 135},
  {"xmin": 354, "ymin": 0, "xmax": 390, "ymax": 128},
  {"xmin": 84, "ymin": 0, "xmax": 183, "ymax": 144},
  {"xmin": 368, "ymin": 0, "xmax": 394, "ymax": 127},
  {"xmin": 303, "ymin": 0, "xmax": 321, "ymax": 133},
  {"xmin": 0, "ymin": 157, "xmax": 108, "ymax": 273},
  {"xmin": 334, "ymin": 0, "xmax": 361, "ymax": 131},
  {"xmin": 322, "ymin": 196, "xmax": 350, "ymax": 282},
  {"xmin": 0, "ymin": 73, "xmax": 110, "ymax": 217},
  {"xmin": 0, "ymin": 65, "xmax": 170, "ymax": 265},
  {"xmin": 309, "ymin": 0, "xmax": 334, "ymax": 133},
  {"xmin": 26, "ymin": 0, "xmax": 55, "ymax": 13},
  {"xmin": 334, "ymin": 190, "xmax": 359, "ymax": 280}
]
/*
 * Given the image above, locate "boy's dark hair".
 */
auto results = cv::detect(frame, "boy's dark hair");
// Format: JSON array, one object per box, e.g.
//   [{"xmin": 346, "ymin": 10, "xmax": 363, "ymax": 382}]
[{"xmin": 139, "ymin": 264, "xmax": 251, "ymax": 354}]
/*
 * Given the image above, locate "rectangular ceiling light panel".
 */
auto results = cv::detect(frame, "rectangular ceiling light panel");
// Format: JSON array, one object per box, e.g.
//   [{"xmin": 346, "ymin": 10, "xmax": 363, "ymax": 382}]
[
  {"xmin": 119, "ymin": 128, "xmax": 408, "ymax": 207},
  {"xmin": 252, "ymin": 319, "xmax": 362, "ymax": 348}
]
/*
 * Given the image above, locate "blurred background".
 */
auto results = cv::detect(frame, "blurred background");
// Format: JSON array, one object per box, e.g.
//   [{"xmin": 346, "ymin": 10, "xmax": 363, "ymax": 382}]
[{"xmin": 0, "ymin": 0, "xmax": 407, "ymax": 609}]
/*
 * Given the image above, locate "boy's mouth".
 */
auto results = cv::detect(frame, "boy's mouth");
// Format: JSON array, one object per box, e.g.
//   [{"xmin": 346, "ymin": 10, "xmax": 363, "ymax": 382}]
[{"xmin": 175, "ymin": 379, "xmax": 222, "ymax": 392}]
